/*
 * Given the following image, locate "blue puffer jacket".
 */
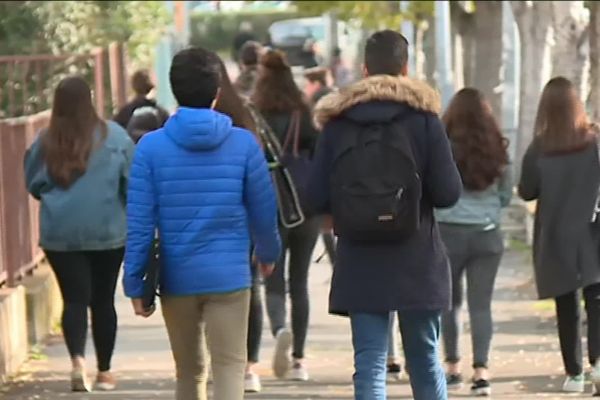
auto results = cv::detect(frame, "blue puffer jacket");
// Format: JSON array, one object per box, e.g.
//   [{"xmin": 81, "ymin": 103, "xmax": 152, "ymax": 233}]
[{"xmin": 123, "ymin": 107, "xmax": 281, "ymax": 298}]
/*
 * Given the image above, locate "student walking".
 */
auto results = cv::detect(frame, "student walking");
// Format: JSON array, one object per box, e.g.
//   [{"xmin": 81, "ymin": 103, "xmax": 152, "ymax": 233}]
[
  {"xmin": 213, "ymin": 56, "xmax": 268, "ymax": 394},
  {"xmin": 303, "ymin": 67, "xmax": 337, "ymax": 269},
  {"xmin": 113, "ymin": 69, "xmax": 169, "ymax": 130},
  {"xmin": 251, "ymin": 49, "xmax": 320, "ymax": 381},
  {"xmin": 123, "ymin": 47, "xmax": 280, "ymax": 400},
  {"xmin": 234, "ymin": 41, "xmax": 262, "ymax": 98},
  {"xmin": 24, "ymin": 76, "xmax": 134, "ymax": 392},
  {"xmin": 309, "ymin": 30, "xmax": 461, "ymax": 400},
  {"xmin": 437, "ymin": 88, "xmax": 512, "ymax": 396},
  {"xmin": 519, "ymin": 77, "xmax": 600, "ymax": 394}
]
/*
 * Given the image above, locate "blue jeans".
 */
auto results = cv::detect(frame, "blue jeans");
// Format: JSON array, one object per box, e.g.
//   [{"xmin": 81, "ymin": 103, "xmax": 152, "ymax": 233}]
[{"xmin": 350, "ymin": 310, "xmax": 447, "ymax": 400}]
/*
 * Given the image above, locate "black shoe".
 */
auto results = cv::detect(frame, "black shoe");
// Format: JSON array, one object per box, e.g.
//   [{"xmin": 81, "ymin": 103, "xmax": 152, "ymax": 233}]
[
  {"xmin": 471, "ymin": 379, "xmax": 491, "ymax": 396},
  {"xmin": 446, "ymin": 374, "xmax": 463, "ymax": 390},
  {"xmin": 386, "ymin": 363, "xmax": 402, "ymax": 381}
]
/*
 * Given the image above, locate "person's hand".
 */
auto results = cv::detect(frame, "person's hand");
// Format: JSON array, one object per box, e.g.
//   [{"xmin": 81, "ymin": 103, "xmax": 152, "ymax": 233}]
[
  {"xmin": 259, "ymin": 263, "xmax": 275, "ymax": 278},
  {"xmin": 131, "ymin": 298, "xmax": 154, "ymax": 318}
]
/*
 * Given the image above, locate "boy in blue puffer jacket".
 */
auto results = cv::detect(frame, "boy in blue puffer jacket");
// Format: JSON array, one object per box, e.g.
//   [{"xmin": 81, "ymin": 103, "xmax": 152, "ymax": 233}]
[{"xmin": 123, "ymin": 47, "xmax": 281, "ymax": 400}]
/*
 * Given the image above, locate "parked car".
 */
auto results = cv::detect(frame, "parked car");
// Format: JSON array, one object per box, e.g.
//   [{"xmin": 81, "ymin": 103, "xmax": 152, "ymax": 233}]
[{"xmin": 268, "ymin": 16, "xmax": 359, "ymax": 71}]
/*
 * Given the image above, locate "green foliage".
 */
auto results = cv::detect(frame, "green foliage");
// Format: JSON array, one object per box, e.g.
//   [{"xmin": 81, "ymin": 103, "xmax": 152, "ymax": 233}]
[
  {"xmin": 0, "ymin": 1, "xmax": 170, "ymax": 118},
  {"xmin": 293, "ymin": 0, "xmax": 434, "ymax": 29},
  {"xmin": 190, "ymin": 10, "xmax": 299, "ymax": 54},
  {"xmin": 0, "ymin": 1, "xmax": 45, "ymax": 55},
  {"xmin": 33, "ymin": 1, "xmax": 171, "ymax": 68},
  {"xmin": 0, "ymin": 1, "xmax": 169, "ymax": 67}
]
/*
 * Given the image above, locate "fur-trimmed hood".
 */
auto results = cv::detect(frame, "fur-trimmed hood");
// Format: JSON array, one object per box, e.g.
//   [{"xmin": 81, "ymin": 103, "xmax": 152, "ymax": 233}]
[{"xmin": 314, "ymin": 75, "xmax": 441, "ymax": 128}]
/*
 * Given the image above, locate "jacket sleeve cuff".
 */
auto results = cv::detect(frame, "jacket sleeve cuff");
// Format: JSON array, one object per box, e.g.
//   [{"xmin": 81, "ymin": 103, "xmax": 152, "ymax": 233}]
[
  {"xmin": 253, "ymin": 242, "xmax": 281, "ymax": 265},
  {"xmin": 123, "ymin": 277, "xmax": 144, "ymax": 298}
]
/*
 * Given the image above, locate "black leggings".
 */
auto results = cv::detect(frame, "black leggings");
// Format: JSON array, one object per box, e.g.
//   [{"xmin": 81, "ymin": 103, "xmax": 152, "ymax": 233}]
[
  {"xmin": 555, "ymin": 282, "xmax": 600, "ymax": 376},
  {"xmin": 45, "ymin": 248, "xmax": 124, "ymax": 372},
  {"xmin": 265, "ymin": 218, "xmax": 320, "ymax": 359}
]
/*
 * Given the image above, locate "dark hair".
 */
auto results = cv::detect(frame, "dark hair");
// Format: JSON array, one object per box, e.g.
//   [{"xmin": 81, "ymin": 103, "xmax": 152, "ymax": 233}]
[
  {"xmin": 304, "ymin": 67, "xmax": 327, "ymax": 86},
  {"xmin": 251, "ymin": 49, "xmax": 308, "ymax": 113},
  {"xmin": 214, "ymin": 57, "xmax": 257, "ymax": 134},
  {"xmin": 240, "ymin": 41, "xmax": 261, "ymax": 66},
  {"xmin": 534, "ymin": 77, "xmax": 594, "ymax": 154},
  {"xmin": 131, "ymin": 69, "xmax": 154, "ymax": 96},
  {"xmin": 442, "ymin": 88, "xmax": 508, "ymax": 191},
  {"xmin": 365, "ymin": 30, "xmax": 409, "ymax": 76},
  {"xmin": 170, "ymin": 47, "xmax": 221, "ymax": 108},
  {"xmin": 43, "ymin": 76, "xmax": 106, "ymax": 188}
]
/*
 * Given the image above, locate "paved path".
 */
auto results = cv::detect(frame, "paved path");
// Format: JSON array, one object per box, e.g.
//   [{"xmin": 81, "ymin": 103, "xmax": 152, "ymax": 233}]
[{"xmin": 2, "ymin": 244, "xmax": 595, "ymax": 399}]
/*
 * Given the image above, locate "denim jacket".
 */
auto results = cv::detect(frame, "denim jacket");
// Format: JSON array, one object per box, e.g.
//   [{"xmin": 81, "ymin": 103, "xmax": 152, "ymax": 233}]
[
  {"xmin": 436, "ymin": 167, "xmax": 513, "ymax": 227},
  {"xmin": 24, "ymin": 121, "xmax": 134, "ymax": 251}
]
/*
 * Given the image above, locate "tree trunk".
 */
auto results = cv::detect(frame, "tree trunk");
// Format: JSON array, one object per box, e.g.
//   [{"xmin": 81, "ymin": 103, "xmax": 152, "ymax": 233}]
[
  {"xmin": 551, "ymin": 1, "xmax": 589, "ymax": 99},
  {"xmin": 511, "ymin": 1, "xmax": 554, "ymax": 166},
  {"xmin": 450, "ymin": 2, "xmax": 475, "ymax": 89},
  {"xmin": 414, "ymin": 19, "xmax": 428, "ymax": 81},
  {"xmin": 589, "ymin": 1, "xmax": 600, "ymax": 121},
  {"xmin": 423, "ymin": 14, "xmax": 437, "ymax": 85},
  {"xmin": 473, "ymin": 1, "xmax": 503, "ymax": 121}
]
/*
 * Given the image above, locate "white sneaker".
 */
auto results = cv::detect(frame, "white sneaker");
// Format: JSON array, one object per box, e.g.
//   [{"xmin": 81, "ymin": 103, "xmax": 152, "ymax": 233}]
[
  {"xmin": 562, "ymin": 374, "xmax": 585, "ymax": 393},
  {"xmin": 273, "ymin": 328, "xmax": 293, "ymax": 378},
  {"xmin": 290, "ymin": 361, "xmax": 309, "ymax": 381},
  {"xmin": 591, "ymin": 364, "xmax": 600, "ymax": 395},
  {"xmin": 244, "ymin": 372, "xmax": 262, "ymax": 393},
  {"xmin": 591, "ymin": 363, "xmax": 600, "ymax": 382},
  {"xmin": 94, "ymin": 381, "xmax": 116, "ymax": 391},
  {"xmin": 70, "ymin": 367, "xmax": 90, "ymax": 392},
  {"xmin": 94, "ymin": 372, "xmax": 116, "ymax": 391}
]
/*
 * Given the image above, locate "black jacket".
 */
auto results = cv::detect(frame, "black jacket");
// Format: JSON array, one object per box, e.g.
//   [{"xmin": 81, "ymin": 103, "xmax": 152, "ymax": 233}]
[
  {"xmin": 309, "ymin": 75, "xmax": 461, "ymax": 314},
  {"xmin": 113, "ymin": 97, "xmax": 169, "ymax": 130},
  {"xmin": 262, "ymin": 109, "xmax": 318, "ymax": 157}
]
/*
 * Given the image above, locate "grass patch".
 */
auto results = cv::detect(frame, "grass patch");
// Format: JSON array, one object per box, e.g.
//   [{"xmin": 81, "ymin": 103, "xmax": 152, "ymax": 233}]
[
  {"xmin": 509, "ymin": 238, "xmax": 531, "ymax": 252},
  {"xmin": 28, "ymin": 345, "xmax": 47, "ymax": 361},
  {"xmin": 533, "ymin": 299, "xmax": 555, "ymax": 312}
]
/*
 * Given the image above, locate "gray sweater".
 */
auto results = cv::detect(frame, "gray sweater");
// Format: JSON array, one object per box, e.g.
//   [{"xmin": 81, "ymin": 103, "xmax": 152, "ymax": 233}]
[
  {"xmin": 519, "ymin": 139, "xmax": 600, "ymax": 299},
  {"xmin": 436, "ymin": 167, "xmax": 513, "ymax": 227}
]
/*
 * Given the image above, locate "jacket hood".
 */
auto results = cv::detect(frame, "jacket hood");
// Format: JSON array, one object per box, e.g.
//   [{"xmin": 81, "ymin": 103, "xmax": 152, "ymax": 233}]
[
  {"xmin": 164, "ymin": 107, "xmax": 232, "ymax": 150},
  {"xmin": 314, "ymin": 75, "xmax": 441, "ymax": 128}
]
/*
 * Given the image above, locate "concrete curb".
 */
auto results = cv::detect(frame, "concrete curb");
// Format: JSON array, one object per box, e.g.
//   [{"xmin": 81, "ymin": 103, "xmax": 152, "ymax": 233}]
[
  {"xmin": 22, "ymin": 263, "xmax": 61, "ymax": 346},
  {"xmin": 0, "ymin": 286, "xmax": 27, "ymax": 384},
  {"xmin": 0, "ymin": 263, "xmax": 61, "ymax": 384}
]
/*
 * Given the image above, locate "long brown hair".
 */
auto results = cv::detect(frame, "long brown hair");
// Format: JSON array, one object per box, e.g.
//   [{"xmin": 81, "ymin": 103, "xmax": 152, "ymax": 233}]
[
  {"xmin": 251, "ymin": 49, "xmax": 308, "ymax": 114},
  {"xmin": 534, "ymin": 77, "xmax": 594, "ymax": 154},
  {"xmin": 214, "ymin": 58, "xmax": 257, "ymax": 134},
  {"xmin": 442, "ymin": 88, "xmax": 508, "ymax": 191},
  {"xmin": 42, "ymin": 76, "xmax": 106, "ymax": 188}
]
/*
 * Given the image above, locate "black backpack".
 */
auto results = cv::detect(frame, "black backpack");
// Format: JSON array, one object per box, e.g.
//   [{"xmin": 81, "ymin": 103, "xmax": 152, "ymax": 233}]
[{"xmin": 330, "ymin": 118, "xmax": 422, "ymax": 242}]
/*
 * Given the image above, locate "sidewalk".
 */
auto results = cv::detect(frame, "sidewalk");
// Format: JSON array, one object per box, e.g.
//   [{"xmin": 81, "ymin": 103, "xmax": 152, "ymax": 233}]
[{"xmin": 2, "ymin": 245, "xmax": 593, "ymax": 399}]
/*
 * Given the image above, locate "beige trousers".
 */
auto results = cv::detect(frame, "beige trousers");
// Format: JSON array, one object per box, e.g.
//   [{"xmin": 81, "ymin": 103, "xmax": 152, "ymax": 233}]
[{"xmin": 161, "ymin": 289, "xmax": 250, "ymax": 400}]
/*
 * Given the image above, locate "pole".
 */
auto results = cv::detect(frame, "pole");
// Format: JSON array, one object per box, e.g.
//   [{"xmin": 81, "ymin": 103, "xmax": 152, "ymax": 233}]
[
  {"xmin": 400, "ymin": 1, "xmax": 415, "ymax": 74},
  {"xmin": 434, "ymin": 0, "xmax": 454, "ymax": 109},
  {"xmin": 325, "ymin": 11, "xmax": 339, "ymax": 67},
  {"xmin": 173, "ymin": 1, "xmax": 191, "ymax": 48},
  {"xmin": 502, "ymin": 1, "xmax": 520, "ymax": 162}
]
